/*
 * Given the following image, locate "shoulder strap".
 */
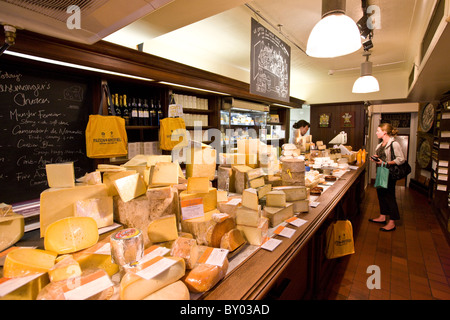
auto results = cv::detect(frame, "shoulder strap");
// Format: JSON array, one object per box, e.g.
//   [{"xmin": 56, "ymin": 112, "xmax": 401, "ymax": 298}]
[{"xmin": 99, "ymin": 82, "xmax": 115, "ymax": 115}]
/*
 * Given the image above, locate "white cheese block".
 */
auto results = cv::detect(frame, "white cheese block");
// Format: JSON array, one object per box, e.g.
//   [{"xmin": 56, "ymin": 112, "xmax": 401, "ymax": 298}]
[
  {"xmin": 263, "ymin": 203, "xmax": 294, "ymax": 227},
  {"xmin": 102, "ymin": 170, "xmax": 137, "ymax": 196},
  {"xmin": 242, "ymin": 188, "xmax": 259, "ymax": 211},
  {"xmin": 114, "ymin": 173, "xmax": 147, "ymax": 202},
  {"xmin": 236, "ymin": 205, "xmax": 261, "ymax": 227},
  {"xmin": 237, "ymin": 217, "xmax": 269, "ymax": 246},
  {"xmin": 266, "ymin": 191, "xmax": 286, "ymax": 207},
  {"xmin": 143, "ymin": 280, "xmax": 190, "ymax": 300},
  {"xmin": 273, "ymin": 186, "xmax": 307, "ymax": 201},
  {"xmin": 119, "ymin": 257, "xmax": 185, "ymax": 300},
  {"xmin": 45, "ymin": 162, "xmax": 75, "ymax": 188},
  {"xmin": 74, "ymin": 196, "xmax": 113, "ymax": 228}
]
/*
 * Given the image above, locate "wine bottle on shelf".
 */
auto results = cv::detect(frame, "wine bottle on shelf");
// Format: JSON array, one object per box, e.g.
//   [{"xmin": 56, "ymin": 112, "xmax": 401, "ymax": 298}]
[
  {"xmin": 138, "ymin": 98, "xmax": 144, "ymax": 126},
  {"xmin": 131, "ymin": 97, "xmax": 138, "ymax": 126},
  {"xmin": 107, "ymin": 93, "xmax": 113, "ymax": 115},
  {"xmin": 150, "ymin": 99, "xmax": 157, "ymax": 126},
  {"xmin": 122, "ymin": 94, "xmax": 130, "ymax": 126},
  {"xmin": 143, "ymin": 99, "xmax": 150, "ymax": 126},
  {"xmin": 114, "ymin": 93, "xmax": 122, "ymax": 117},
  {"xmin": 157, "ymin": 100, "xmax": 163, "ymax": 125}
]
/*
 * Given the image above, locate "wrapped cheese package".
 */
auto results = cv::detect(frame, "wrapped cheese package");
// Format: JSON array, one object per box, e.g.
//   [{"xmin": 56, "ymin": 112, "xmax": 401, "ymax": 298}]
[{"xmin": 110, "ymin": 228, "xmax": 144, "ymax": 267}]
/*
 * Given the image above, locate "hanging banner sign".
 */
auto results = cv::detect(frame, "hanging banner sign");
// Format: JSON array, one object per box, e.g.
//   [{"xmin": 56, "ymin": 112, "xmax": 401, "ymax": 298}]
[{"xmin": 250, "ymin": 18, "xmax": 291, "ymax": 103}]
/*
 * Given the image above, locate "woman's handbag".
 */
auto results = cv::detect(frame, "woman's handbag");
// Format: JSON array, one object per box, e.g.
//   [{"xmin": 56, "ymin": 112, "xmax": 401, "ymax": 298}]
[
  {"xmin": 85, "ymin": 83, "xmax": 128, "ymax": 158},
  {"xmin": 374, "ymin": 163, "xmax": 389, "ymax": 189},
  {"xmin": 325, "ymin": 220, "xmax": 355, "ymax": 259},
  {"xmin": 389, "ymin": 144, "xmax": 411, "ymax": 180}
]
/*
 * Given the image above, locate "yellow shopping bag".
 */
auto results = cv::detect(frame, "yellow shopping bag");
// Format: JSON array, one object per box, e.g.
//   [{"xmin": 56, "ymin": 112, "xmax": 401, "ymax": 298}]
[
  {"xmin": 325, "ymin": 220, "xmax": 355, "ymax": 259},
  {"xmin": 159, "ymin": 117, "xmax": 188, "ymax": 151}
]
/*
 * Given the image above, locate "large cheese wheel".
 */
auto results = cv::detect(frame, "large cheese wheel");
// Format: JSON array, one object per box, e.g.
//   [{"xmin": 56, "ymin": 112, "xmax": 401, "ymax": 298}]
[
  {"xmin": 44, "ymin": 217, "xmax": 99, "ymax": 254},
  {"xmin": 206, "ymin": 216, "xmax": 235, "ymax": 248},
  {"xmin": 143, "ymin": 280, "xmax": 190, "ymax": 300},
  {"xmin": 3, "ymin": 248, "xmax": 57, "ymax": 278}
]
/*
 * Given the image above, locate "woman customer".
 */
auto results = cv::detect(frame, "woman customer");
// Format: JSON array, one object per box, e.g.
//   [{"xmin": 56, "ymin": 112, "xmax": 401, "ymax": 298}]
[{"xmin": 369, "ymin": 123, "xmax": 406, "ymax": 232}]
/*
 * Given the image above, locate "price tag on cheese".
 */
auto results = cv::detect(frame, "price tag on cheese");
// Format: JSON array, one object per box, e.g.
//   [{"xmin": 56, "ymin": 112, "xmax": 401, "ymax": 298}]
[
  {"xmin": 273, "ymin": 225, "xmax": 296, "ymax": 238},
  {"xmin": 181, "ymin": 198, "xmax": 204, "ymax": 220},
  {"xmin": 261, "ymin": 238, "xmax": 282, "ymax": 252},
  {"xmin": 61, "ymin": 269, "xmax": 114, "ymax": 300},
  {"xmin": 133, "ymin": 256, "xmax": 178, "ymax": 280},
  {"xmin": 286, "ymin": 217, "xmax": 308, "ymax": 228},
  {"xmin": 138, "ymin": 245, "xmax": 170, "ymax": 264},
  {"xmin": 197, "ymin": 247, "xmax": 228, "ymax": 267}
]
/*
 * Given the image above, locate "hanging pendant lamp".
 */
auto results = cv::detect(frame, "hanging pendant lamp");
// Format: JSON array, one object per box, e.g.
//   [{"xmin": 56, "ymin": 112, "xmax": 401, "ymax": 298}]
[
  {"xmin": 306, "ymin": 0, "xmax": 362, "ymax": 58},
  {"xmin": 352, "ymin": 51, "xmax": 379, "ymax": 93}
]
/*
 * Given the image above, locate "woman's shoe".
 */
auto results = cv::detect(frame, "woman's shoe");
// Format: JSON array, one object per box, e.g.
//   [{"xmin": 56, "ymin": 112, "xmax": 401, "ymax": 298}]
[
  {"xmin": 369, "ymin": 218, "xmax": 386, "ymax": 224},
  {"xmin": 380, "ymin": 226, "xmax": 396, "ymax": 232}
]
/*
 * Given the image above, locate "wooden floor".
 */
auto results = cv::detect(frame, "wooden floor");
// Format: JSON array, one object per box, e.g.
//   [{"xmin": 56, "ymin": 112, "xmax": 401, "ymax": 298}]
[{"xmin": 325, "ymin": 184, "xmax": 450, "ymax": 300}]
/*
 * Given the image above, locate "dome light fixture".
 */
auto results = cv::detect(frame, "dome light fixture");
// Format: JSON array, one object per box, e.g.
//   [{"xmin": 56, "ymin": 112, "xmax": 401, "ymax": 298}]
[
  {"xmin": 352, "ymin": 51, "xmax": 379, "ymax": 93},
  {"xmin": 306, "ymin": 0, "xmax": 362, "ymax": 58}
]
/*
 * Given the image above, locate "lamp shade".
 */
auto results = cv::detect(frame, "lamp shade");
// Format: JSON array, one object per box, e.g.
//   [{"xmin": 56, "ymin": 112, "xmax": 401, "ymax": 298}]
[
  {"xmin": 352, "ymin": 59, "xmax": 380, "ymax": 93},
  {"xmin": 306, "ymin": 13, "xmax": 362, "ymax": 58}
]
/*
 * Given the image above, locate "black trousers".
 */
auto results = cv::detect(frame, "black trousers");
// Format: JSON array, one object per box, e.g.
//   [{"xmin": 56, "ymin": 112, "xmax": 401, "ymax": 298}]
[{"xmin": 376, "ymin": 175, "xmax": 400, "ymax": 220}]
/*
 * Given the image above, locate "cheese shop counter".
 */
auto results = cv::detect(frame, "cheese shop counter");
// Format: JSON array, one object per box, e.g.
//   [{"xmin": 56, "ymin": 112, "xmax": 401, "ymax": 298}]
[{"xmin": 0, "ymin": 157, "xmax": 366, "ymax": 300}]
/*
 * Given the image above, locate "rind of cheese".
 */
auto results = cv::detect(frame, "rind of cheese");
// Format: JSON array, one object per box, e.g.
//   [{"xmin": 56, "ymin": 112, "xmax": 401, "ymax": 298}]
[
  {"xmin": 44, "ymin": 217, "xmax": 99, "ymax": 254},
  {"xmin": 3, "ymin": 248, "xmax": 57, "ymax": 278},
  {"xmin": 220, "ymin": 228, "xmax": 245, "ymax": 251},
  {"xmin": 0, "ymin": 213, "xmax": 24, "ymax": 252},
  {"xmin": 74, "ymin": 196, "xmax": 113, "ymax": 228},
  {"xmin": 170, "ymin": 237, "xmax": 199, "ymax": 269},
  {"xmin": 182, "ymin": 257, "xmax": 229, "ymax": 293},
  {"xmin": 179, "ymin": 188, "xmax": 217, "ymax": 213},
  {"xmin": 48, "ymin": 255, "xmax": 82, "ymax": 282},
  {"xmin": 114, "ymin": 173, "xmax": 147, "ymax": 203},
  {"xmin": 143, "ymin": 280, "xmax": 190, "ymax": 300},
  {"xmin": 119, "ymin": 257, "xmax": 186, "ymax": 300},
  {"xmin": 39, "ymin": 184, "xmax": 108, "ymax": 237},
  {"xmin": 45, "ymin": 162, "xmax": 75, "ymax": 188},
  {"xmin": 147, "ymin": 215, "xmax": 178, "ymax": 243},
  {"xmin": 206, "ymin": 217, "xmax": 236, "ymax": 248}
]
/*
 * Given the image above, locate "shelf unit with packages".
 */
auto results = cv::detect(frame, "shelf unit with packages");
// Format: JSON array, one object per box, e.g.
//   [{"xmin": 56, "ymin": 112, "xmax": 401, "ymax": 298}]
[{"xmin": 431, "ymin": 93, "xmax": 450, "ymax": 236}]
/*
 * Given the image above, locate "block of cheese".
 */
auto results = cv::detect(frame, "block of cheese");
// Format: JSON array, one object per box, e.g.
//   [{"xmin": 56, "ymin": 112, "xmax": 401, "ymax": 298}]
[
  {"xmin": 48, "ymin": 255, "xmax": 82, "ymax": 282},
  {"xmin": 237, "ymin": 217, "xmax": 269, "ymax": 246},
  {"xmin": 143, "ymin": 280, "xmax": 190, "ymax": 300},
  {"xmin": 217, "ymin": 190, "xmax": 228, "ymax": 202},
  {"xmin": 233, "ymin": 165, "xmax": 253, "ymax": 194},
  {"xmin": 180, "ymin": 209, "xmax": 218, "ymax": 245},
  {"xmin": 44, "ymin": 217, "xmax": 99, "ymax": 254},
  {"xmin": 170, "ymin": 237, "xmax": 199, "ymax": 269},
  {"xmin": 150, "ymin": 162, "xmax": 179, "ymax": 186},
  {"xmin": 114, "ymin": 187, "xmax": 179, "ymax": 246},
  {"xmin": 242, "ymin": 188, "xmax": 259, "ymax": 211},
  {"xmin": 179, "ymin": 187, "xmax": 217, "ymax": 213},
  {"xmin": 266, "ymin": 175, "xmax": 282, "ymax": 187},
  {"xmin": 293, "ymin": 199, "xmax": 309, "ymax": 213},
  {"xmin": 39, "ymin": 184, "xmax": 108, "ymax": 237},
  {"xmin": 147, "ymin": 215, "xmax": 178, "ymax": 243},
  {"xmin": 119, "ymin": 256, "xmax": 185, "ymax": 300},
  {"xmin": 187, "ymin": 177, "xmax": 210, "ymax": 194},
  {"xmin": 266, "ymin": 190, "xmax": 286, "ymax": 207},
  {"xmin": 206, "ymin": 216, "xmax": 235, "ymax": 248},
  {"xmin": 74, "ymin": 196, "xmax": 113, "ymax": 228},
  {"xmin": 220, "ymin": 228, "xmax": 245, "ymax": 251},
  {"xmin": 263, "ymin": 203, "xmax": 294, "ymax": 227},
  {"xmin": 256, "ymin": 184, "xmax": 272, "ymax": 199},
  {"xmin": 77, "ymin": 171, "xmax": 102, "ymax": 185},
  {"xmin": 273, "ymin": 186, "xmax": 307, "ymax": 201},
  {"xmin": 236, "ymin": 205, "xmax": 261, "ymax": 227},
  {"xmin": 186, "ymin": 146, "xmax": 216, "ymax": 180},
  {"xmin": 3, "ymin": 248, "xmax": 57, "ymax": 278},
  {"xmin": 217, "ymin": 198, "xmax": 241, "ymax": 219},
  {"xmin": 72, "ymin": 251, "xmax": 119, "ymax": 277},
  {"xmin": 281, "ymin": 158, "xmax": 305, "ymax": 172},
  {"xmin": 246, "ymin": 167, "xmax": 265, "ymax": 181},
  {"xmin": 114, "ymin": 173, "xmax": 147, "ymax": 202},
  {"xmin": 217, "ymin": 165, "xmax": 236, "ymax": 192},
  {"xmin": 0, "ymin": 273, "xmax": 49, "ymax": 300},
  {"xmin": 45, "ymin": 162, "xmax": 75, "ymax": 188},
  {"xmin": 248, "ymin": 176, "xmax": 265, "ymax": 189},
  {"xmin": 102, "ymin": 170, "xmax": 137, "ymax": 196},
  {"xmin": 0, "ymin": 213, "xmax": 24, "ymax": 252},
  {"xmin": 182, "ymin": 254, "xmax": 229, "ymax": 293},
  {"xmin": 281, "ymin": 171, "xmax": 305, "ymax": 186}
]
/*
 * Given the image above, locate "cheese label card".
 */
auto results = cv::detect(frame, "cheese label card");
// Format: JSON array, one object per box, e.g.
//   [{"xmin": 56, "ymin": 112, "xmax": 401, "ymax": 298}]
[
  {"xmin": 61, "ymin": 269, "xmax": 114, "ymax": 300},
  {"xmin": 273, "ymin": 226, "xmax": 296, "ymax": 238},
  {"xmin": 286, "ymin": 217, "xmax": 308, "ymax": 228},
  {"xmin": 226, "ymin": 198, "xmax": 242, "ymax": 206},
  {"xmin": 310, "ymin": 201, "xmax": 320, "ymax": 208},
  {"xmin": 197, "ymin": 247, "xmax": 228, "ymax": 267},
  {"xmin": 181, "ymin": 198, "xmax": 204, "ymax": 220},
  {"xmin": 134, "ymin": 256, "xmax": 178, "ymax": 280},
  {"xmin": 261, "ymin": 238, "xmax": 282, "ymax": 252},
  {"xmin": 139, "ymin": 245, "xmax": 170, "ymax": 264}
]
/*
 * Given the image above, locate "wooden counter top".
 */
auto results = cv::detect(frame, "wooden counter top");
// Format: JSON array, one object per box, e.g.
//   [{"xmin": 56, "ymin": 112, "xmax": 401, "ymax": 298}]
[{"xmin": 201, "ymin": 164, "xmax": 367, "ymax": 300}]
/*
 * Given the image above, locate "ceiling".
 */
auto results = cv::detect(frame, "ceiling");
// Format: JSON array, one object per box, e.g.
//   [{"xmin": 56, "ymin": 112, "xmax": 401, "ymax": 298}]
[{"xmin": 2, "ymin": 0, "xmax": 448, "ymax": 105}]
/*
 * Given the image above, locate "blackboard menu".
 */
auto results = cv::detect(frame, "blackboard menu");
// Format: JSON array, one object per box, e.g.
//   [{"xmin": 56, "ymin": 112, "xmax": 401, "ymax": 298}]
[
  {"xmin": 0, "ymin": 61, "xmax": 93, "ymax": 204},
  {"xmin": 250, "ymin": 18, "xmax": 291, "ymax": 103}
]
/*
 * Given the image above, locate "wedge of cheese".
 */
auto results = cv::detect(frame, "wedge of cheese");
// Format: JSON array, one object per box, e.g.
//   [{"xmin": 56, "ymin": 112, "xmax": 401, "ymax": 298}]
[
  {"xmin": 266, "ymin": 190, "xmax": 286, "ymax": 207},
  {"xmin": 236, "ymin": 205, "xmax": 261, "ymax": 227},
  {"xmin": 45, "ymin": 162, "xmax": 75, "ymax": 188},
  {"xmin": 187, "ymin": 177, "xmax": 210, "ymax": 194},
  {"xmin": 248, "ymin": 176, "xmax": 265, "ymax": 189},
  {"xmin": 220, "ymin": 228, "xmax": 245, "ymax": 251},
  {"xmin": 39, "ymin": 184, "xmax": 108, "ymax": 237},
  {"xmin": 74, "ymin": 196, "xmax": 113, "ymax": 228},
  {"xmin": 242, "ymin": 188, "xmax": 259, "ymax": 211},
  {"xmin": 114, "ymin": 173, "xmax": 147, "ymax": 203},
  {"xmin": 102, "ymin": 170, "xmax": 137, "ymax": 196},
  {"xmin": 3, "ymin": 248, "xmax": 57, "ymax": 278},
  {"xmin": 180, "ymin": 209, "xmax": 218, "ymax": 245},
  {"xmin": 0, "ymin": 213, "xmax": 24, "ymax": 252},
  {"xmin": 179, "ymin": 187, "xmax": 217, "ymax": 213},
  {"xmin": 186, "ymin": 146, "xmax": 216, "ymax": 180},
  {"xmin": 237, "ymin": 217, "xmax": 269, "ymax": 246},
  {"xmin": 150, "ymin": 162, "xmax": 179, "ymax": 186},
  {"xmin": 44, "ymin": 217, "xmax": 99, "ymax": 254},
  {"xmin": 263, "ymin": 203, "xmax": 294, "ymax": 227},
  {"xmin": 143, "ymin": 280, "xmax": 190, "ymax": 300},
  {"xmin": 147, "ymin": 215, "xmax": 178, "ymax": 243},
  {"xmin": 119, "ymin": 257, "xmax": 185, "ymax": 300},
  {"xmin": 48, "ymin": 255, "xmax": 82, "ymax": 282},
  {"xmin": 273, "ymin": 186, "xmax": 307, "ymax": 201},
  {"xmin": 293, "ymin": 199, "xmax": 309, "ymax": 213},
  {"xmin": 206, "ymin": 216, "xmax": 236, "ymax": 248},
  {"xmin": 170, "ymin": 237, "xmax": 199, "ymax": 269}
]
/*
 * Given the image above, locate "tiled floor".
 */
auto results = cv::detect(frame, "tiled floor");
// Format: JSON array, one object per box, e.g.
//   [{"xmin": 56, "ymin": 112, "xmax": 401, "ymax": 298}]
[{"xmin": 326, "ymin": 184, "xmax": 450, "ymax": 300}]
